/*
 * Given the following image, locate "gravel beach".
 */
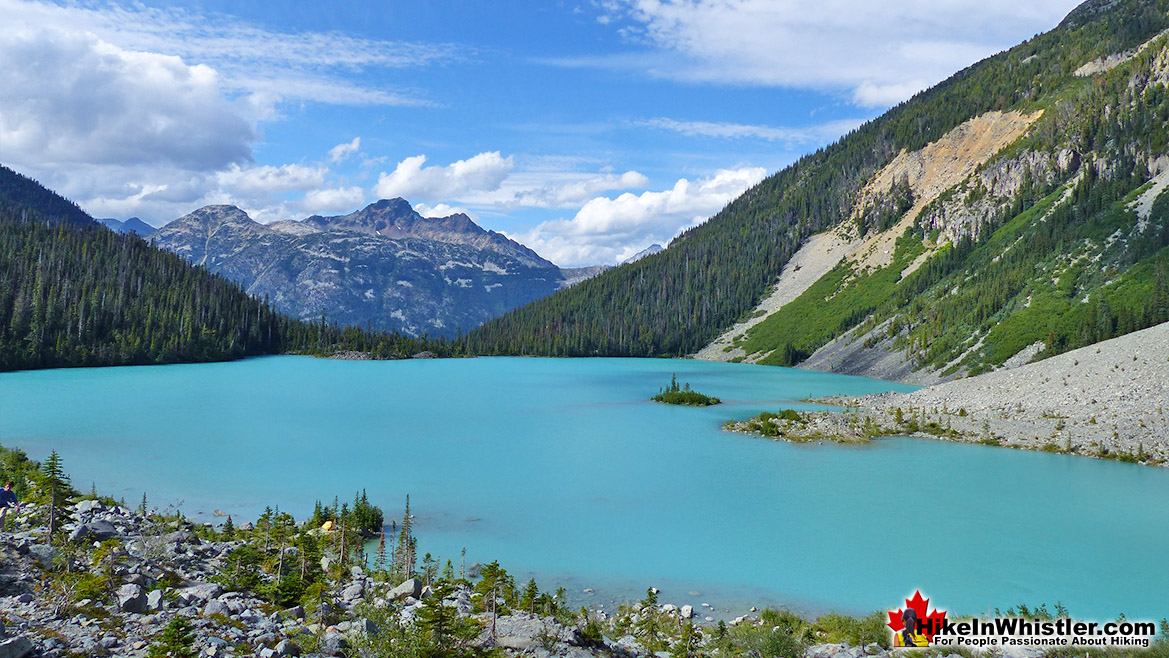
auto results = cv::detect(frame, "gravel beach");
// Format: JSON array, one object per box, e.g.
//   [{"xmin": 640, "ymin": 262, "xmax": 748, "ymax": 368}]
[{"xmin": 731, "ymin": 322, "xmax": 1169, "ymax": 466}]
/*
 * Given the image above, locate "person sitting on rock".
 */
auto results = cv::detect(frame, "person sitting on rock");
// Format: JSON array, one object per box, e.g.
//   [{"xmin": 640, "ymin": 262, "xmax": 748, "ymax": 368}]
[
  {"xmin": 894, "ymin": 608, "xmax": 930, "ymax": 647},
  {"xmin": 0, "ymin": 481, "xmax": 19, "ymax": 530}
]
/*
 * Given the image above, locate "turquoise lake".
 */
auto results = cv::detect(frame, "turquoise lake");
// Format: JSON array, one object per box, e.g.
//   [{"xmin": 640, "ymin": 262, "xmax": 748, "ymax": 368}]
[{"xmin": 1, "ymin": 356, "xmax": 1167, "ymax": 620}]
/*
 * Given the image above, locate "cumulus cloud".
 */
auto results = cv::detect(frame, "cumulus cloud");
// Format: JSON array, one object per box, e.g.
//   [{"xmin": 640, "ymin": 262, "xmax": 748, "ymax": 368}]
[
  {"xmin": 414, "ymin": 202, "xmax": 475, "ymax": 219},
  {"xmin": 389, "ymin": 151, "xmax": 651, "ymax": 211},
  {"xmin": 564, "ymin": 0, "xmax": 1081, "ymax": 106},
  {"xmin": 0, "ymin": 0, "xmax": 455, "ymax": 224},
  {"xmin": 328, "ymin": 138, "xmax": 362, "ymax": 163},
  {"xmin": 374, "ymin": 152, "xmax": 516, "ymax": 201},
  {"xmin": 512, "ymin": 166, "xmax": 766, "ymax": 266},
  {"xmin": 508, "ymin": 170, "xmax": 650, "ymax": 208},
  {"xmin": 215, "ymin": 164, "xmax": 327, "ymax": 197},
  {"xmin": 0, "ymin": 26, "xmax": 253, "ymax": 171},
  {"xmin": 0, "ymin": 0, "xmax": 455, "ymax": 110},
  {"xmin": 302, "ymin": 186, "xmax": 367, "ymax": 214},
  {"xmin": 364, "ymin": 149, "xmax": 759, "ymax": 266}
]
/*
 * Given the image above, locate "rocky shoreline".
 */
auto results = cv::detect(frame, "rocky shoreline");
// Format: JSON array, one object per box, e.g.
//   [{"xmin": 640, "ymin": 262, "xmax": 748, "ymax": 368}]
[
  {"xmin": 0, "ymin": 495, "xmax": 1079, "ymax": 658},
  {"xmin": 728, "ymin": 322, "xmax": 1169, "ymax": 468},
  {"xmin": 0, "ymin": 498, "xmax": 838, "ymax": 658}
]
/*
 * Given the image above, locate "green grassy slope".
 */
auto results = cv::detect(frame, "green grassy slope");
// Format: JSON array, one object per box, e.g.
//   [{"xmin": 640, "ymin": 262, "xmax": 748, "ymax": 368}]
[
  {"xmin": 744, "ymin": 46, "xmax": 1169, "ymax": 372},
  {"xmin": 462, "ymin": 0, "xmax": 1169, "ymax": 360}
]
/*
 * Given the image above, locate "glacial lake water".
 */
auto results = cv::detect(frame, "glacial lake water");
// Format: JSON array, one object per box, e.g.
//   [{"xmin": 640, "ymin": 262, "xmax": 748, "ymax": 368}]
[{"xmin": 1, "ymin": 355, "xmax": 1167, "ymax": 621}]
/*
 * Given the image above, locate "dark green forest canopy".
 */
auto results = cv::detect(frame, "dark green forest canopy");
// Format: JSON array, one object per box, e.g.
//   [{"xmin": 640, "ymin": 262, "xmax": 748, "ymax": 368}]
[
  {"xmin": 461, "ymin": 0, "xmax": 1169, "ymax": 358},
  {"xmin": 0, "ymin": 164, "xmax": 94, "ymax": 228},
  {"xmin": 0, "ymin": 170, "xmax": 456, "ymax": 372}
]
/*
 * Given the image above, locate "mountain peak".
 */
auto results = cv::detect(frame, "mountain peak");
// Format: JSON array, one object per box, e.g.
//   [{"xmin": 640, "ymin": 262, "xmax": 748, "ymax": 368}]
[
  {"xmin": 621, "ymin": 243, "xmax": 663, "ymax": 264},
  {"xmin": 98, "ymin": 216, "xmax": 155, "ymax": 236},
  {"xmin": 157, "ymin": 205, "xmax": 264, "ymax": 239},
  {"xmin": 368, "ymin": 198, "xmax": 415, "ymax": 213}
]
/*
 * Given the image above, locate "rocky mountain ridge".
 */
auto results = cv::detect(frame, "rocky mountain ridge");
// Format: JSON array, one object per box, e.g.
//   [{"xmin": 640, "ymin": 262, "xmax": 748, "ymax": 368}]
[
  {"xmin": 97, "ymin": 217, "xmax": 156, "ymax": 236},
  {"xmin": 151, "ymin": 201, "xmax": 573, "ymax": 338},
  {"xmin": 620, "ymin": 244, "xmax": 663, "ymax": 265}
]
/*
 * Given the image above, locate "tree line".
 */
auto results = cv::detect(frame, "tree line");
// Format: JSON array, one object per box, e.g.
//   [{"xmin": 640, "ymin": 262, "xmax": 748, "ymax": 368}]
[{"xmin": 460, "ymin": 0, "xmax": 1169, "ymax": 358}]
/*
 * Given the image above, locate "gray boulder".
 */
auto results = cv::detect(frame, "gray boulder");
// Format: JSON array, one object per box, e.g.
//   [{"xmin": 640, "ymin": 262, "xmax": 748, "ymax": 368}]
[
  {"xmin": 74, "ymin": 499, "xmax": 104, "ymax": 516},
  {"xmin": 319, "ymin": 631, "xmax": 349, "ymax": 656},
  {"xmin": 283, "ymin": 605, "xmax": 305, "ymax": 620},
  {"xmin": 0, "ymin": 636, "xmax": 34, "ymax": 658},
  {"xmin": 274, "ymin": 639, "xmax": 303, "ymax": 656},
  {"xmin": 486, "ymin": 614, "xmax": 577, "ymax": 651},
  {"xmin": 203, "ymin": 599, "xmax": 231, "ymax": 618},
  {"xmin": 179, "ymin": 583, "xmax": 223, "ymax": 604},
  {"xmin": 69, "ymin": 520, "xmax": 119, "ymax": 543},
  {"xmin": 388, "ymin": 578, "xmax": 423, "ymax": 601},
  {"xmin": 163, "ymin": 530, "xmax": 198, "ymax": 546},
  {"xmin": 146, "ymin": 589, "xmax": 166, "ymax": 611},
  {"xmin": 116, "ymin": 583, "xmax": 147, "ymax": 614},
  {"xmin": 341, "ymin": 582, "xmax": 364, "ymax": 601}
]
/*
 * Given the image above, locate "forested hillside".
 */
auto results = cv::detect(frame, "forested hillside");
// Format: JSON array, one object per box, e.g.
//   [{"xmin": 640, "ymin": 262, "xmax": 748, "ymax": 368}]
[
  {"xmin": 463, "ymin": 0, "xmax": 1169, "ymax": 364},
  {"xmin": 0, "ymin": 169, "xmax": 455, "ymax": 371}
]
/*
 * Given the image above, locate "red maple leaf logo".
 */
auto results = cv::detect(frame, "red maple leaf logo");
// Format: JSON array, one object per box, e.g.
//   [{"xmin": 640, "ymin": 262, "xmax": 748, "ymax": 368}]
[{"xmin": 887, "ymin": 590, "xmax": 947, "ymax": 641}]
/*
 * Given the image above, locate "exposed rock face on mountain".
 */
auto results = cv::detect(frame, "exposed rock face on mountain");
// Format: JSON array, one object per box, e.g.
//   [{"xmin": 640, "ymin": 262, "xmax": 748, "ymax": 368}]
[
  {"xmin": 151, "ymin": 201, "xmax": 568, "ymax": 337},
  {"xmin": 621, "ymin": 244, "xmax": 663, "ymax": 264},
  {"xmin": 465, "ymin": 0, "xmax": 1169, "ymax": 383},
  {"xmin": 98, "ymin": 217, "xmax": 156, "ymax": 236},
  {"xmin": 558, "ymin": 265, "xmax": 611, "ymax": 288}
]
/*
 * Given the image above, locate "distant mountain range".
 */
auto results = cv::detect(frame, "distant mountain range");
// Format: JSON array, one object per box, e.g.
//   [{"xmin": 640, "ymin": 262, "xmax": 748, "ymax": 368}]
[
  {"xmin": 98, "ymin": 217, "xmax": 156, "ymax": 235},
  {"xmin": 150, "ymin": 199, "xmax": 597, "ymax": 338}
]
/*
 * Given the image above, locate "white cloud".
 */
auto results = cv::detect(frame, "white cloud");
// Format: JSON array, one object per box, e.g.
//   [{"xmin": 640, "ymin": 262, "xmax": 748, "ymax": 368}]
[
  {"xmin": 0, "ymin": 26, "xmax": 253, "ymax": 171},
  {"xmin": 302, "ymin": 186, "xmax": 367, "ymax": 214},
  {"xmin": 641, "ymin": 117, "xmax": 865, "ymax": 143},
  {"xmin": 215, "ymin": 164, "xmax": 327, "ymax": 197},
  {"xmin": 414, "ymin": 202, "xmax": 475, "ymax": 219},
  {"xmin": 385, "ymin": 151, "xmax": 652, "ymax": 212},
  {"xmin": 374, "ymin": 152, "xmax": 516, "ymax": 201},
  {"xmin": 0, "ymin": 0, "xmax": 455, "ymax": 110},
  {"xmin": 570, "ymin": 0, "xmax": 1081, "ymax": 106},
  {"xmin": 512, "ymin": 166, "xmax": 766, "ymax": 266},
  {"xmin": 328, "ymin": 138, "xmax": 362, "ymax": 163},
  {"xmin": 0, "ymin": 0, "xmax": 450, "ymax": 225},
  {"xmin": 510, "ymin": 170, "xmax": 650, "ymax": 208}
]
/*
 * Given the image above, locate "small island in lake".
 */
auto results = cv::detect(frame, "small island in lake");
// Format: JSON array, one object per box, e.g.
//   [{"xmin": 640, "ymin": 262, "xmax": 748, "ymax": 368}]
[{"xmin": 653, "ymin": 373, "xmax": 721, "ymax": 406}]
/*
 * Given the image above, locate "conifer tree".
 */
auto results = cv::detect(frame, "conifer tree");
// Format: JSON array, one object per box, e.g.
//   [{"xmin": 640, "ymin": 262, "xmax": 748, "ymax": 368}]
[
  {"xmin": 391, "ymin": 495, "xmax": 416, "ymax": 579},
  {"xmin": 40, "ymin": 450, "xmax": 70, "ymax": 540},
  {"xmin": 146, "ymin": 617, "xmax": 196, "ymax": 658},
  {"xmin": 375, "ymin": 530, "xmax": 388, "ymax": 573},
  {"xmin": 635, "ymin": 588, "xmax": 666, "ymax": 652}
]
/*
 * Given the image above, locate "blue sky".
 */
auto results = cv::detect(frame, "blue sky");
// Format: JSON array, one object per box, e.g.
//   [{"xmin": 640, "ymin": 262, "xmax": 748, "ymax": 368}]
[{"xmin": 0, "ymin": 0, "xmax": 1082, "ymax": 265}]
